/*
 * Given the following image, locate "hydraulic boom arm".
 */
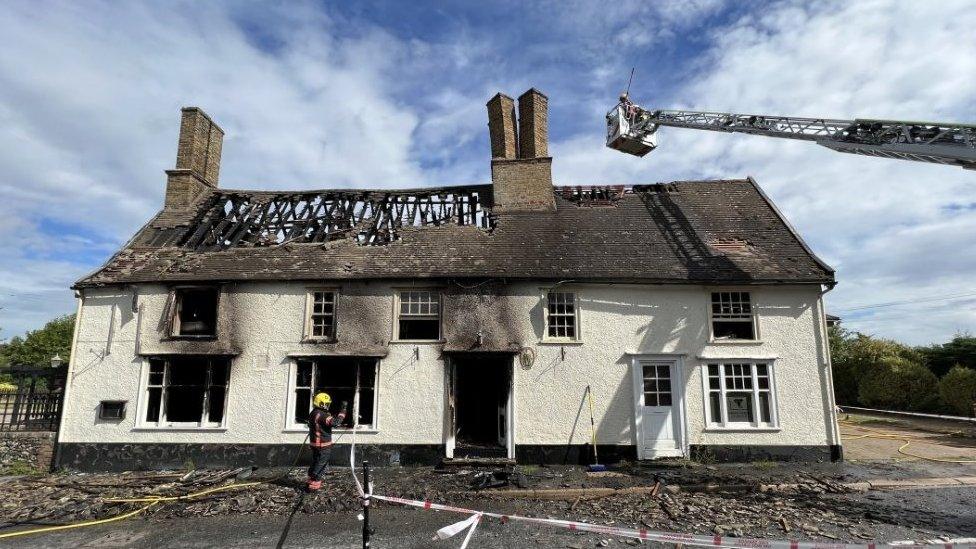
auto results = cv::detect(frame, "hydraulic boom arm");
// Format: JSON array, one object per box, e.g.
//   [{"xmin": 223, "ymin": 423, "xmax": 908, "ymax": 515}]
[{"xmin": 606, "ymin": 97, "xmax": 976, "ymax": 170}]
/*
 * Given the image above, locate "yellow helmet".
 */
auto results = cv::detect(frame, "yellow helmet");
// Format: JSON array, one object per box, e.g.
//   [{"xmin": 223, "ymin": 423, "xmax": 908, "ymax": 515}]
[{"xmin": 313, "ymin": 392, "xmax": 332, "ymax": 408}]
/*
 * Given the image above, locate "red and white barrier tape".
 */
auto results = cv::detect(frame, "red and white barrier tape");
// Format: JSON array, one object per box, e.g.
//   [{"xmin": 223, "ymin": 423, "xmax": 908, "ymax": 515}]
[
  {"xmin": 346, "ymin": 430, "xmax": 974, "ymax": 549},
  {"xmin": 373, "ymin": 494, "xmax": 975, "ymax": 549}
]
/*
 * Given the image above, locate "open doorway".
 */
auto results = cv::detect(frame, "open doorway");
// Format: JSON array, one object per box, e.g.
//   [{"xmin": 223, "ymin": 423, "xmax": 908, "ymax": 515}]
[{"xmin": 449, "ymin": 354, "xmax": 513, "ymax": 459}]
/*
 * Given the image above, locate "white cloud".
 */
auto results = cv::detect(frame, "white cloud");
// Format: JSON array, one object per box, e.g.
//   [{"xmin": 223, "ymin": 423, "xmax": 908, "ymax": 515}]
[
  {"xmin": 0, "ymin": 1, "xmax": 467, "ymax": 338},
  {"xmin": 552, "ymin": 0, "xmax": 976, "ymax": 344}
]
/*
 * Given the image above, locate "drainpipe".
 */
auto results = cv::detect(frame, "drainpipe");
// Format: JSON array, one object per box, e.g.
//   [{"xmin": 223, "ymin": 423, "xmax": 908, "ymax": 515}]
[
  {"xmin": 52, "ymin": 289, "xmax": 85, "ymax": 471},
  {"xmin": 816, "ymin": 286, "xmax": 842, "ymax": 458}
]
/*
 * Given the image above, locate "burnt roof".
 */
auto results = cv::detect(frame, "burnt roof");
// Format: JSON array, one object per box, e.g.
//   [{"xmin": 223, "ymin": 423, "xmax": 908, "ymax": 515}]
[{"xmin": 75, "ymin": 178, "xmax": 834, "ymax": 288}]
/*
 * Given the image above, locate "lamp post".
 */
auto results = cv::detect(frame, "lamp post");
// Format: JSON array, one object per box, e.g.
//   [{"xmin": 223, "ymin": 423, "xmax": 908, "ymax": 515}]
[{"xmin": 50, "ymin": 354, "xmax": 63, "ymax": 369}]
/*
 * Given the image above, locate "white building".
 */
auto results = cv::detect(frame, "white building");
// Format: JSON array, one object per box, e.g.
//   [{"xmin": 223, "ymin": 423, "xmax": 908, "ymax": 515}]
[{"xmin": 56, "ymin": 90, "xmax": 841, "ymax": 471}]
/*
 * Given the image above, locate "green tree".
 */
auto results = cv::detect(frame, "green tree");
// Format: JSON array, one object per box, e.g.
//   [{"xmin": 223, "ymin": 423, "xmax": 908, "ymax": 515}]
[
  {"xmin": 0, "ymin": 314, "xmax": 75, "ymax": 368},
  {"xmin": 939, "ymin": 365, "xmax": 976, "ymax": 416},
  {"xmin": 858, "ymin": 355, "xmax": 939, "ymax": 411},
  {"xmin": 917, "ymin": 334, "xmax": 976, "ymax": 377},
  {"xmin": 828, "ymin": 326, "xmax": 858, "ymax": 404},
  {"xmin": 829, "ymin": 326, "xmax": 920, "ymax": 405}
]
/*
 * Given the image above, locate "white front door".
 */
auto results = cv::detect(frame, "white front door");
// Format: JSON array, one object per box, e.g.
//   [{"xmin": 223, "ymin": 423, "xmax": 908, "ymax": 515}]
[{"xmin": 634, "ymin": 359, "xmax": 684, "ymax": 458}]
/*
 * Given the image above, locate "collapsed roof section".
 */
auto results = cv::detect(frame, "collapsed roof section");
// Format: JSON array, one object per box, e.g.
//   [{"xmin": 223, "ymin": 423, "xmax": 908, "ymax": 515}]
[{"xmin": 176, "ymin": 186, "xmax": 493, "ymax": 250}]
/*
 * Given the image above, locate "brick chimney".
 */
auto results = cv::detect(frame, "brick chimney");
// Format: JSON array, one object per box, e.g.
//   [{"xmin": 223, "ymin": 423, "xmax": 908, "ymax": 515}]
[
  {"xmin": 489, "ymin": 88, "xmax": 554, "ymax": 212},
  {"xmin": 486, "ymin": 93, "xmax": 518, "ymax": 159},
  {"xmin": 164, "ymin": 107, "xmax": 223, "ymax": 209},
  {"xmin": 517, "ymin": 88, "xmax": 548, "ymax": 159}
]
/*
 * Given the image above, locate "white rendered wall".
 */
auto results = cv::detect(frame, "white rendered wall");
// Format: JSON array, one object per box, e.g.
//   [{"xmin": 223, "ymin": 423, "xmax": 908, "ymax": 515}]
[{"xmin": 59, "ymin": 282, "xmax": 836, "ymax": 452}]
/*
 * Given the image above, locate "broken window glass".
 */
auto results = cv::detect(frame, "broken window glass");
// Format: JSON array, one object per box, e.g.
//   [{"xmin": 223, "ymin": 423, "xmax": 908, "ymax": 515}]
[
  {"xmin": 171, "ymin": 287, "xmax": 219, "ymax": 337},
  {"xmin": 143, "ymin": 357, "xmax": 230, "ymax": 426},
  {"xmin": 293, "ymin": 358, "xmax": 376, "ymax": 427},
  {"xmin": 546, "ymin": 292, "xmax": 578, "ymax": 340},
  {"xmin": 706, "ymin": 362, "xmax": 776, "ymax": 427},
  {"xmin": 710, "ymin": 291, "xmax": 756, "ymax": 340},
  {"xmin": 397, "ymin": 291, "xmax": 440, "ymax": 340}
]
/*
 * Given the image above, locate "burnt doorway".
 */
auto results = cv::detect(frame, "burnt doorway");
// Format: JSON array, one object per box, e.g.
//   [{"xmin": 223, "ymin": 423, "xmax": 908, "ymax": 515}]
[{"xmin": 449, "ymin": 354, "xmax": 513, "ymax": 459}]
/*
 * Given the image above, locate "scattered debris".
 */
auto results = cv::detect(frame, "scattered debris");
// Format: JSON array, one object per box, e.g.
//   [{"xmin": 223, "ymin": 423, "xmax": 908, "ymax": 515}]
[
  {"xmin": 470, "ymin": 467, "xmax": 528, "ymax": 491},
  {"xmin": 0, "ymin": 464, "xmax": 964, "ymax": 543}
]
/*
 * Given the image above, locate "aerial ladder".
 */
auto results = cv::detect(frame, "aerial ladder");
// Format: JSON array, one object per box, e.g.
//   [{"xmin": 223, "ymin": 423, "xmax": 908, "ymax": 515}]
[{"xmin": 606, "ymin": 93, "xmax": 976, "ymax": 170}]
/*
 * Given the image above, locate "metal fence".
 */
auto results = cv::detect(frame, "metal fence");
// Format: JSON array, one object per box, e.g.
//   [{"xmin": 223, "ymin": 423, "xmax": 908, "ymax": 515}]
[{"xmin": 0, "ymin": 391, "xmax": 64, "ymax": 432}]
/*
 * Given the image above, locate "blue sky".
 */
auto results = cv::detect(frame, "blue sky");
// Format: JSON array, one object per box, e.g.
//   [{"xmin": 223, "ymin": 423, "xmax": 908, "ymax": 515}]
[{"xmin": 1, "ymin": 0, "xmax": 975, "ymax": 345}]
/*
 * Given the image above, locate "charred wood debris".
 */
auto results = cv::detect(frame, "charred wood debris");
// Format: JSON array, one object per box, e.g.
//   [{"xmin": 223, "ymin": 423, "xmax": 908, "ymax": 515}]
[
  {"xmin": 0, "ymin": 465, "xmax": 949, "ymax": 541},
  {"xmin": 179, "ymin": 187, "xmax": 494, "ymax": 249},
  {"xmin": 166, "ymin": 185, "xmax": 658, "ymax": 250}
]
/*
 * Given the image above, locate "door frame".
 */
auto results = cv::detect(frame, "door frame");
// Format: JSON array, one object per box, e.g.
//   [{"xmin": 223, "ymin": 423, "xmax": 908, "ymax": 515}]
[
  {"xmin": 630, "ymin": 354, "xmax": 688, "ymax": 460},
  {"xmin": 444, "ymin": 354, "xmax": 515, "ymax": 459}
]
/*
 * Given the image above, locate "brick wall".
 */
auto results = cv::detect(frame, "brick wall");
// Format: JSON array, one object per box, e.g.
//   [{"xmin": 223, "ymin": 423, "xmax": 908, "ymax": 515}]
[{"xmin": 490, "ymin": 157, "xmax": 555, "ymax": 212}]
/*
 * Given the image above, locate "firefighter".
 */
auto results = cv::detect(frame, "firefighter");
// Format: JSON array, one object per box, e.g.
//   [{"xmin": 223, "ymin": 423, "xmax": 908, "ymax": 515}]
[{"xmin": 306, "ymin": 392, "xmax": 347, "ymax": 492}]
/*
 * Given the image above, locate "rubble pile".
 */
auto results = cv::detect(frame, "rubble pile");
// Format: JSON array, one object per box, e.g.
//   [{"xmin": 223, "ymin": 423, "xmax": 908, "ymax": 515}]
[{"xmin": 550, "ymin": 483, "xmax": 877, "ymax": 541}]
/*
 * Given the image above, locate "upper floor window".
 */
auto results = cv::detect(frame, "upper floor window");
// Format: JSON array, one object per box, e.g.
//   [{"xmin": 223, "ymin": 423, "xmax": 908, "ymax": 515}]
[
  {"xmin": 397, "ymin": 290, "xmax": 440, "ymax": 341},
  {"xmin": 143, "ymin": 356, "xmax": 230, "ymax": 428},
  {"xmin": 705, "ymin": 362, "xmax": 777, "ymax": 428},
  {"xmin": 305, "ymin": 290, "xmax": 337, "ymax": 341},
  {"xmin": 710, "ymin": 291, "xmax": 756, "ymax": 340},
  {"xmin": 169, "ymin": 287, "xmax": 219, "ymax": 337},
  {"xmin": 545, "ymin": 291, "xmax": 579, "ymax": 340}
]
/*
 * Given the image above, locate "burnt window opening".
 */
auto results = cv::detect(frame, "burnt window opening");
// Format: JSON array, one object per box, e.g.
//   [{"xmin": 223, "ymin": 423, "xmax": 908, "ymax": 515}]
[
  {"xmin": 180, "ymin": 187, "xmax": 494, "ymax": 250},
  {"xmin": 305, "ymin": 290, "xmax": 337, "ymax": 341},
  {"xmin": 710, "ymin": 291, "xmax": 756, "ymax": 340},
  {"xmin": 546, "ymin": 291, "xmax": 579, "ymax": 340},
  {"xmin": 144, "ymin": 357, "xmax": 230, "ymax": 427},
  {"xmin": 170, "ymin": 287, "xmax": 219, "ymax": 337},
  {"xmin": 98, "ymin": 400, "xmax": 127, "ymax": 420},
  {"xmin": 293, "ymin": 357, "xmax": 376, "ymax": 428},
  {"xmin": 397, "ymin": 290, "xmax": 440, "ymax": 341}
]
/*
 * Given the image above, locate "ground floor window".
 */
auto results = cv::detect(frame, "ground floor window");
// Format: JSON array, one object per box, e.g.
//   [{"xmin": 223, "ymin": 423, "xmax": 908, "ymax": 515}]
[
  {"xmin": 293, "ymin": 357, "xmax": 376, "ymax": 428},
  {"xmin": 143, "ymin": 356, "xmax": 230, "ymax": 427},
  {"xmin": 705, "ymin": 362, "xmax": 777, "ymax": 428}
]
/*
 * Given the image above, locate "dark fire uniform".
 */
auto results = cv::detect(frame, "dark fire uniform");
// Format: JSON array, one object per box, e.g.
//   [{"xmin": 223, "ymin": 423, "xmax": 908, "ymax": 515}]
[{"xmin": 306, "ymin": 407, "xmax": 346, "ymax": 490}]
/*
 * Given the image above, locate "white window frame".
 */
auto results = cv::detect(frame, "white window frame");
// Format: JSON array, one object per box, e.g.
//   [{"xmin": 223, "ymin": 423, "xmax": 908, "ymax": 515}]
[
  {"xmin": 136, "ymin": 357, "xmax": 231, "ymax": 430},
  {"xmin": 393, "ymin": 289, "xmax": 442, "ymax": 342},
  {"xmin": 542, "ymin": 290, "xmax": 581, "ymax": 342},
  {"xmin": 303, "ymin": 287, "xmax": 339, "ymax": 342},
  {"xmin": 701, "ymin": 360, "xmax": 779, "ymax": 430},
  {"xmin": 284, "ymin": 358, "xmax": 380, "ymax": 432},
  {"xmin": 708, "ymin": 290, "xmax": 760, "ymax": 342}
]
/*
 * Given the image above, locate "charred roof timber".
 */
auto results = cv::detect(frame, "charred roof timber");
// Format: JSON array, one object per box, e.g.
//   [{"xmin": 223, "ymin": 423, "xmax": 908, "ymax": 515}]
[{"xmin": 180, "ymin": 186, "xmax": 494, "ymax": 250}]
